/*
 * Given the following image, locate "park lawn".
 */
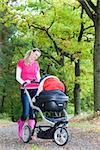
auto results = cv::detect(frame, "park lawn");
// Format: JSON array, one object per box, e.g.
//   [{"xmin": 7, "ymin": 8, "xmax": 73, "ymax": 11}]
[
  {"xmin": 69, "ymin": 114, "xmax": 100, "ymax": 132},
  {"xmin": 0, "ymin": 113, "xmax": 100, "ymax": 132},
  {"xmin": 0, "ymin": 119, "xmax": 10, "ymax": 127},
  {"xmin": 0, "ymin": 118, "xmax": 13, "ymax": 128}
]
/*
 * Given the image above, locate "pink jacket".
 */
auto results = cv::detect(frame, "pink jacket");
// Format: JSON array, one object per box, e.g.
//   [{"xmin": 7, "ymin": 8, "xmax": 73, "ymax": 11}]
[{"xmin": 16, "ymin": 59, "xmax": 40, "ymax": 89}]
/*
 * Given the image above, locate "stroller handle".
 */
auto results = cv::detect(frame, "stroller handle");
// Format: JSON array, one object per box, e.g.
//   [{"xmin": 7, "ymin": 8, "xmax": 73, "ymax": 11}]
[
  {"xmin": 22, "ymin": 79, "xmax": 39, "ymax": 87},
  {"xmin": 31, "ymin": 79, "xmax": 39, "ymax": 84}
]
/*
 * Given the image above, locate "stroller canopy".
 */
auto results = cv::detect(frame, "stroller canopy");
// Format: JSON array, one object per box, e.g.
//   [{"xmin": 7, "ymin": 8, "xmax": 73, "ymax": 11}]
[{"xmin": 36, "ymin": 75, "xmax": 65, "ymax": 96}]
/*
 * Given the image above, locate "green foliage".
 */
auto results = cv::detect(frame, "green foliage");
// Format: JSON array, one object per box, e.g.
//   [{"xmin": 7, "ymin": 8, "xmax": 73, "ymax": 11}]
[
  {"xmin": 67, "ymin": 103, "xmax": 74, "ymax": 114},
  {"xmin": 31, "ymin": 144, "xmax": 45, "ymax": 150},
  {"xmin": 0, "ymin": 113, "xmax": 9, "ymax": 119},
  {"xmin": 0, "ymin": 0, "xmax": 95, "ymax": 119}
]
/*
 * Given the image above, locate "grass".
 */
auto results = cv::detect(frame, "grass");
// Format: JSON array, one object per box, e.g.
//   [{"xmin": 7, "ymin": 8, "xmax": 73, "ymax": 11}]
[
  {"xmin": 0, "ymin": 112, "xmax": 100, "ymax": 132},
  {"xmin": 69, "ymin": 113, "xmax": 100, "ymax": 132},
  {"xmin": 0, "ymin": 119, "xmax": 13, "ymax": 128},
  {"xmin": 30, "ymin": 145, "xmax": 46, "ymax": 150},
  {"xmin": 69, "ymin": 122, "xmax": 100, "ymax": 131},
  {"xmin": 0, "ymin": 113, "xmax": 12, "ymax": 127}
]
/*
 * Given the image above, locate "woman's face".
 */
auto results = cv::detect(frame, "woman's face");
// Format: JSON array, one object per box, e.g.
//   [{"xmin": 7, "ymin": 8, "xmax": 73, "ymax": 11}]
[{"xmin": 30, "ymin": 50, "xmax": 41, "ymax": 61}]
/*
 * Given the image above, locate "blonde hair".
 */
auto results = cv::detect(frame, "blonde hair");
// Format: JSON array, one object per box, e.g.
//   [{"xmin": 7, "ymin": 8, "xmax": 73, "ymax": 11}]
[
  {"xmin": 24, "ymin": 50, "xmax": 31, "ymax": 60},
  {"xmin": 24, "ymin": 50, "xmax": 31, "ymax": 64},
  {"xmin": 24, "ymin": 48, "xmax": 41, "ymax": 64}
]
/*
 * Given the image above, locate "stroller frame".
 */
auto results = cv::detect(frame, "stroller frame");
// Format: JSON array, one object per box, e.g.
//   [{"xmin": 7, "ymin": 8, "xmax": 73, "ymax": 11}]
[{"xmin": 22, "ymin": 84, "xmax": 69, "ymax": 146}]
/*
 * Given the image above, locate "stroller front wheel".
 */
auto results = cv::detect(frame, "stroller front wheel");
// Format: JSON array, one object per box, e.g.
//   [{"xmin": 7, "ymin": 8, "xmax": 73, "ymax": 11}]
[
  {"xmin": 22, "ymin": 125, "xmax": 32, "ymax": 143},
  {"xmin": 53, "ymin": 127, "xmax": 68, "ymax": 146}
]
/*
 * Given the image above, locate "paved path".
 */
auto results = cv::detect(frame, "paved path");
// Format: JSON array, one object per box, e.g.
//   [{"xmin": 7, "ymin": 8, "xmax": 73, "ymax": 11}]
[{"xmin": 0, "ymin": 121, "xmax": 100, "ymax": 150}]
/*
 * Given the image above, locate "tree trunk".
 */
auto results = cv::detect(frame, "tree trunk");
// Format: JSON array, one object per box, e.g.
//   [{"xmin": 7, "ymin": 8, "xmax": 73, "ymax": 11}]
[
  {"xmin": 0, "ymin": 89, "xmax": 6, "ymax": 113},
  {"xmin": 94, "ymin": 0, "xmax": 100, "ymax": 112},
  {"xmin": 0, "ymin": 98, "xmax": 5, "ymax": 113},
  {"xmin": 74, "ymin": 59, "xmax": 81, "ymax": 115},
  {"xmin": 74, "ymin": 83, "xmax": 81, "ymax": 115}
]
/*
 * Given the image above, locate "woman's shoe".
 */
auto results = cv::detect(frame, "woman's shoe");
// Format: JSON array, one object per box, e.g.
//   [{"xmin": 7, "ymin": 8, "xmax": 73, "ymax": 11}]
[{"xmin": 17, "ymin": 119, "xmax": 25, "ymax": 139}]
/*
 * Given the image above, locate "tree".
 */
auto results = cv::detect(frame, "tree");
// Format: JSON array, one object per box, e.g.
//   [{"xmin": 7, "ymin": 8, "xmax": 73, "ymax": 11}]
[
  {"xmin": 0, "ymin": 0, "xmax": 95, "ymax": 119},
  {"xmin": 94, "ymin": 0, "xmax": 100, "ymax": 113},
  {"xmin": 78, "ymin": 0, "xmax": 100, "ymax": 113},
  {"xmin": 0, "ymin": 1, "xmax": 21, "ymax": 121}
]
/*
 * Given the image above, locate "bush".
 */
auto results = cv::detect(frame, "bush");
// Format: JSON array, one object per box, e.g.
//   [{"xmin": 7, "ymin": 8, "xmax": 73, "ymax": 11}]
[{"xmin": 0, "ymin": 113, "xmax": 10, "ymax": 120}]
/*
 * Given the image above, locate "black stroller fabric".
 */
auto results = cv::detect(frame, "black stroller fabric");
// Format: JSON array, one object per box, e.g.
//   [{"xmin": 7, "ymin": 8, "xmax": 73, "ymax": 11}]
[
  {"xmin": 35, "ymin": 90, "xmax": 68, "ymax": 112},
  {"xmin": 37, "ymin": 127, "xmax": 54, "ymax": 139}
]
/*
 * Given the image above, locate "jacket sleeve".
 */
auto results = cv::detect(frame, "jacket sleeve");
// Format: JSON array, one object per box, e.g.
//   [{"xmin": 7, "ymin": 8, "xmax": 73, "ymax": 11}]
[{"xmin": 16, "ymin": 63, "xmax": 25, "ymax": 85}]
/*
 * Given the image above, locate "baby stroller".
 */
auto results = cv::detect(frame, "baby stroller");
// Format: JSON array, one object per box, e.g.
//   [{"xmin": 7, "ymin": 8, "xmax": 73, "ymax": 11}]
[{"xmin": 22, "ymin": 75, "xmax": 69, "ymax": 146}]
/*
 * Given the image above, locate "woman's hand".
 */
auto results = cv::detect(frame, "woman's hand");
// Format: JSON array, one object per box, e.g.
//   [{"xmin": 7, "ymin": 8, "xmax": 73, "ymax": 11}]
[
  {"xmin": 22, "ymin": 80, "xmax": 31, "ymax": 87},
  {"xmin": 25, "ymin": 80, "xmax": 31, "ymax": 84}
]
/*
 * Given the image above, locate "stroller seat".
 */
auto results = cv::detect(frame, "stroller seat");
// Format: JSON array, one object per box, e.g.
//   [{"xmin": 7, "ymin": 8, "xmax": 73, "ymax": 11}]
[{"xmin": 35, "ymin": 90, "xmax": 68, "ymax": 112}]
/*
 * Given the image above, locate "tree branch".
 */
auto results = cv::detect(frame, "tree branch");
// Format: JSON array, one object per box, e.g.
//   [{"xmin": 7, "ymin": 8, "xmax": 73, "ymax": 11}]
[
  {"xmin": 83, "ymin": 25, "xmax": 94, "ymax": 31},
  {"xmin": 31, "ymin": 41, "xmax": 62, "ymax": 65},
  {"xmin": 40, "ymin": 49, "xmax": 61, "ymax": 65},
  {"xmin": 29, "ymin": 23, "xmax": 60, "ymax": 54},
  {"xmin": 47, "ymin": 20, "xmax": 54, "ymax": 30},
  {"xmin": 86, "ymin": 0, "xmax": 97, "ymax": 12},
  {"xmin": 78, "ymin": 7, "xmax": 84, "ymax": 42},
  {"xmin": 78, "ymin": 23, "xmax": 84, "ymax": 42},
  {"xmin": 28, "ymin": 23, "xmax": 75, "ymax": 64},
  {"xmin": 43, "ymin": 0, "xmax": 51, "ymax": 4},
  {"xmin": 78, "ymin": 0, "xmax": 95, "ymax": 22}
]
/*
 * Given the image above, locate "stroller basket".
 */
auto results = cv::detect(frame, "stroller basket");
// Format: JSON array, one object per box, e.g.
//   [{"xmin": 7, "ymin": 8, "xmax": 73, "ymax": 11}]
[{"xmin": 35, "ymin": 90, "xmax": 68, "ymax": 112}]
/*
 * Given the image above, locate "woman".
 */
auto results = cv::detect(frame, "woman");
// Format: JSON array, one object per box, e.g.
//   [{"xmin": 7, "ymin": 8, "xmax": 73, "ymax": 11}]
[{"xmin": 16, "ymin": 48, "xmax": 41, "ymax": 139}]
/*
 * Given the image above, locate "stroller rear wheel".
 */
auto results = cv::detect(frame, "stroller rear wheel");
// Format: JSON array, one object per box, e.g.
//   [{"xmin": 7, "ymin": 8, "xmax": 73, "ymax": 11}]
[
  {"xmin": 53, "ymin": 127, "xmax": 68, "ymax": 146},
  {"xmin": 22, "ymin": 125, "xmax": 32, "ymax": 143}
]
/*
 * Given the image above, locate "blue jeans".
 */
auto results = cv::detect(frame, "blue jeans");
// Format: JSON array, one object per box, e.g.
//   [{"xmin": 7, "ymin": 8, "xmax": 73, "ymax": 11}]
[{"xmin": 20, "ymin": 89, "xmax": 38, "ymax": 121}]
